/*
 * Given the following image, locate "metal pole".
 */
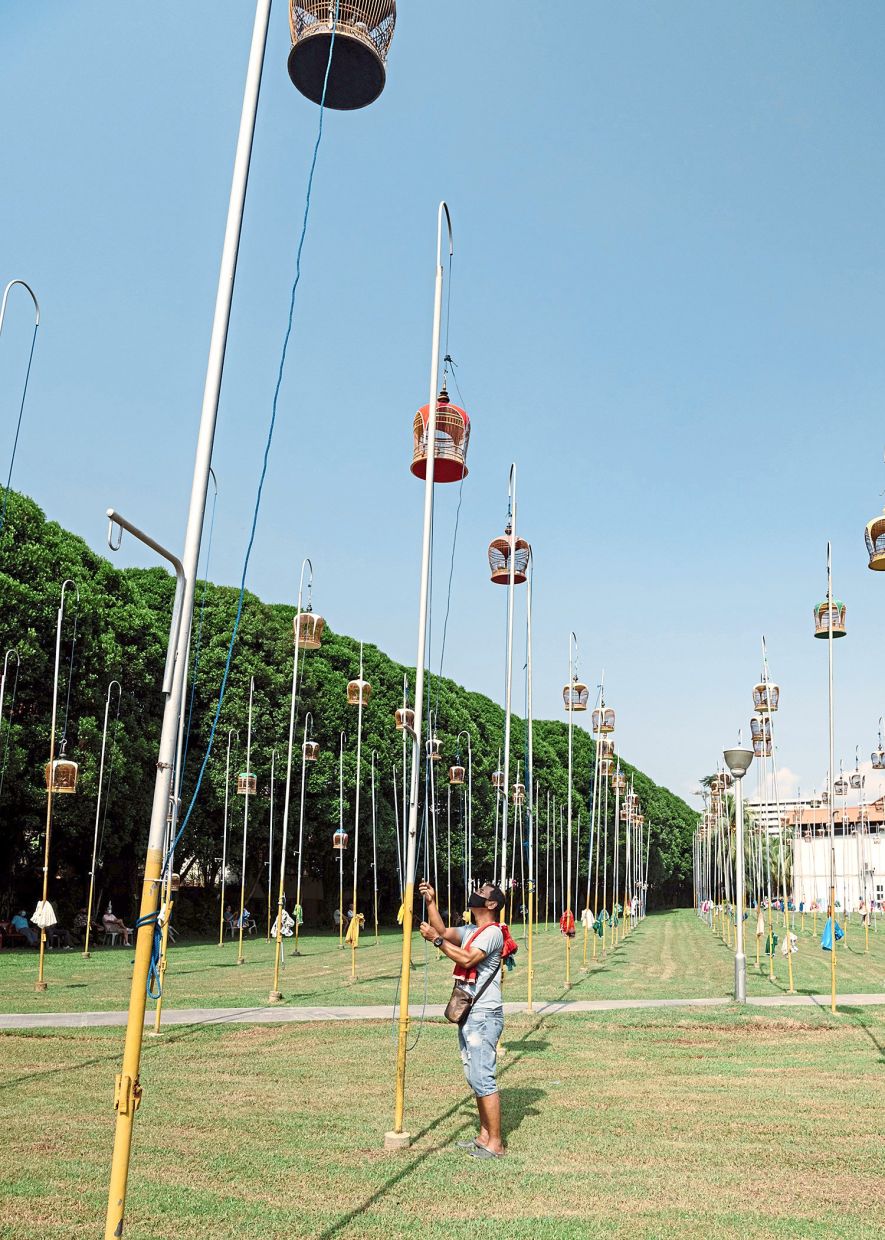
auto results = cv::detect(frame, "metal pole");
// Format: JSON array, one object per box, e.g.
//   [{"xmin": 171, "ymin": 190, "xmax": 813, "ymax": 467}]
[
  {"xmin": 36, "ymin": 578, "xmax": 77, "ymax": 991},
  {"xmin": 826, "ymin": 543, "xmax": 837, "ymax": 1013},
  {"xmin": 292, "ymin": 713, "xmax": 313, "ymax": 961},
  {"xmin": 84, "ymin": 680, "xmax": 122, "ymax": 958},
  {"xmin": 371, "ymin": 750, "xmax": 379, "ymax": 945},
  {"xmin": 499, "ymin": 464, "xmax": 518, "ymax": 895},
  {"xmin": 236, "ymin": 676, "xmax": 255, "ymax": 966},
  {"xmin": 266, "ymin": 747, "xmax": 276, "ymax": 940},
  {"xmin": 105, "ymin": 5, "xmax": 271, "ymax": 1231},
  {"xmin": 219, "ymin": 729, "xmax": 238, "ymax": 946},
  {"xmin": 339, "ymin": 731, "xmax": 346, "ymax": 948},
  {"xmin": 525, "ymin": 554, "xmax": 535, "ymax": 1012},
  {"xmin": 566, "ymin": 631, "xmax": 577, "ymax": 987},
  {"xmin": 0, "ymin": 647, "xmax": 19, "ymax": 803},
  {"xmin": 351, "ymin": 644, "xmax": 365, "ymax": 979},
  {"xmin": 733, "ymin": 773, "xmax": 748, "ymax": 1002},
  {"xmin": 388, "ymin": 201, "xmax": 451, "ymax": 1149}
]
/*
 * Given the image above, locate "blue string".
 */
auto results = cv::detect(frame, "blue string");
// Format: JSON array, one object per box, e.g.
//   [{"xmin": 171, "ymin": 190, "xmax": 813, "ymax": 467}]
[
  {"xmin": 135, "ymin": 911, "xmax": 163, "ymax": 999},
  {"xmin": 180, "ymin": 481, "xmax": 218, "ymax": 786},
  {"xmin": 0, "ymin": 321, "xmax": 39, "ymax": 535},
  {"xmin": 162, "ymin": 5, "xmax": 339, "ymax": 876}
]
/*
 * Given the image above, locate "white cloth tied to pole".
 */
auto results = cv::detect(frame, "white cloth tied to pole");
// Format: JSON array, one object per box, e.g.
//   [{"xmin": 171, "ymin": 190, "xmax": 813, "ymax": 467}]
[
  {"xmin": 31, "ymin": 900, "xmax": 57, "ymax": 929},
  {"xmin": 271, "ymin": 909, "xmax": 295, "ymax": 938}
]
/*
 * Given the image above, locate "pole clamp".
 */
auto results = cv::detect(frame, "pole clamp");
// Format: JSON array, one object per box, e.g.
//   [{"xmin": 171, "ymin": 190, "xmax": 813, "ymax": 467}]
[{"xmin": 114, "ymin": 1073, "xmax": 143, "ymax": 1117}]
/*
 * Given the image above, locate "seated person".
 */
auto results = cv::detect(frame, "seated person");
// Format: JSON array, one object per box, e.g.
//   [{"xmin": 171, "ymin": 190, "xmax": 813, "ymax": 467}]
[
  {"xmin": 102, "ymin": 902, "xmax": 132, "ymax": 946},
  {"xmin": 72, "ymin": 908, "xmax": 90, "ymax": 943},
  {"xmin": 11, "ymin": 910, "xmax": 37, "ymax": 946}
]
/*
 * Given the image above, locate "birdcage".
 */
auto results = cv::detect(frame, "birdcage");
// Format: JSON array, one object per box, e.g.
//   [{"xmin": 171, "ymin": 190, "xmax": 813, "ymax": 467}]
[
  {"xmin": 865, "ymin": 510, "xmax": 885, "ymax": 571},
  {"xmin": 813, "ymin": 599, "xmax": 847, "ymax": 639},
  {"xmin": 598, "ymin": 738, "xmax": 615, "ymax": 763},
  {"xmin": 287, "ymin": 1, "xmax": 397, "ymax": 110},
  {"xmin": 295, "ymin": 608, "xmax": 325, "ymax": 650},
  {"xmin": 333, "ymin": 827, "xmax": 349, "ymax": 851},
  {"xmin": 635, "ymin": 812, "xmax": 645, "ymax": 827},
  {"xmin": 752, "ymin": 681, "xmax": 779, "ymax": 713},
  {"xmin": 426, "ymin": 736, "xmax": 442, "ymax": 762},
  {"xmin": 626, "ymin": 792, "xmax": 640, "ymax": 811},
  {"xmin": 821, "ymin": 789, "xmax": 829, "ymax": 804},
  {"xmin": 491, "ymin": 769, "xmax": 505, "ymax": 790},
  {"xmin": 611, "ymin": 771, "xmax": 627, "ymax": 794},
  {"xmin": 850, "ymin": 771, "xmax": 864, "ymax": 790},
  {"xmin": 394, "ymin": 706, "xmax": 414, "ymax": 732},
  {"xmin": 237, "ymin": 771, "xmax": 257, "ymax": 796},
  {"xmin": 750, "ymin": 715, "xmax": 771, "ymax": 746},
  {"xmin": 347, "ymin": 677, "xmax": 371, "ymax": 707},
  {"xmin": 303, "ymin": 740, "xmax": 320, "ymax": 762},
  {"xmin": 600, "ymin": 757, "xmax": 614, "ymax": 776},
  {"xmin": 563, "ymin": 679, "xmax": 589, "ymax": 712},
  {"xmin": 44, "ymin": 742, "xmax": 78, "ymax": 794},
  {"xmin": 411, "ymin": 387, "xmax": 470, "ymax": 483},
  {"xmin": 753, "ymin": 737, "xmax": 772, "ymax": 758},
  {"xmin": 834, "ymin": 777, "xmax": 849, "ymax": 797},
  {"xmin": 512, "ymin": 782, "xmax": 526, "ymax": 804},
  {"xmin": 592, "ymin": 706, "xmax": 615, "ymax": 734},
  {"xmin": 872, "ymin": 749, "xmax": 885, "ymax": 771},
  {"xmin": 487, "ymin": 527, "xmax": 530, "ymax": 585},
  {"xmin": 449, "ymin": 764, "xmax": 465, "ymax": 786}
]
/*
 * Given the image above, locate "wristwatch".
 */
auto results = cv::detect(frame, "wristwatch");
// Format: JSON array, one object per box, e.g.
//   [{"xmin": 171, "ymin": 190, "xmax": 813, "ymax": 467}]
[{"xmin": 433, "ymin": 935, "xmax": 444, "ymax": 948}]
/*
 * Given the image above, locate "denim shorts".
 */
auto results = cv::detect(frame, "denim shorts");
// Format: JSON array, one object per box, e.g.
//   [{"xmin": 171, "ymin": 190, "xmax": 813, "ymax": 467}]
[{"xmin": 458, "ymin": 1007, "xmax": 504, "ymax": 1098}]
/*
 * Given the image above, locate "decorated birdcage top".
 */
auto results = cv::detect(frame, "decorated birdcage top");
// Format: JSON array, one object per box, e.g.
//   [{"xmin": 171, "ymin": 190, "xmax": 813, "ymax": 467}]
[
  {"xmin": 411, "ymin": 386, "xmax": 470, "ymax": 483},
  {"xmin": 394, "ymin": 706, "xmax": 414, "ymax": 732},
  {"xmin": 752, "ymin": 681, "xmax": 779, "ymax": 713},
  {"xmin": 487, "ymin": 526, "xmax": 530, "ymax": 586},
  {"xmin": 511, "ymin": 782, "xmax": 526, "ymax": 804},
  {"xmin": 592, "ymin": 706, "xmax": 615, "ymax": 734},
  {"xmin": 295, "ymin": 608, "xmax": 325, "ymax": 650},
  {"xmin": 287, "ymin": 1, "xmax": 396, "ymax": 111},
  {"xmin": 865, "ymin": 510, "xmax": 885, "ymax": 571},
  {"xmin": 333, "ymin": 827, "xmax": 349, "ymax": 851},
  {"xmin": 611, "ymin": 770, "xmax": 627, "ymax": 794},
  {"xmin": 449, "ymin": 764, "xmax": 465, "ymax": 786},
  {"xmin": 237, "ymin": 771, "xmax": 257, "ymax": 796},
  {"xmin": 426, "ymin": 736, "xmax": 442, "ymax": 761},
  {"xmin": 303, "ymin": 740, "xmax": 320, "ymax": 763},
  {"xmin": 563, "ymin": 678, "xmax": 589, "ymax": 712},
  {"xmin": 813, "ymin": 599, "xmax": 846, "ymax": 639},
  {"xmin": 347, "ymin": 677, "xmax": 371, "ymax": 707},
  {"xmin": 750, "ymin": 715, "xmax": 771, "ymax": 745},
  {"xmin": 491, "ymin": 769, "xmax": 505, "ymax": 790},
  {"xmin": 44, "ymin": 742, "xmax": 78, "ymax": 795}
]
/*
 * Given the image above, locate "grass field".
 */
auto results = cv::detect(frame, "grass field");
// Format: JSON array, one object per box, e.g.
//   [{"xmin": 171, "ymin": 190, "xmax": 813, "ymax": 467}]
[
  {"xmin": 2, "ymin": 909, "xmax": 884, "ymax": 1015},
  {"xmin": 1, "ymin": 1003, "xmax": 883, "ymax": 1239}
]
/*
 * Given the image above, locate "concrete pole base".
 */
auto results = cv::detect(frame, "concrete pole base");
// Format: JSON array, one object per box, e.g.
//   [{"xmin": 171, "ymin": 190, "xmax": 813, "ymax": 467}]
[
  {"xmin": 34, "ymin": 981, "xmax": 47, "ymax": 992},
  {"xmin": 268, "ymin": 991, "xmax": 283, "ymax": 1003},
  {"xmin": 82, "ymin": 951, "xmax": 91, "ymax": 960},
  {"xmin": 734, "ymin": 952, "xmax": 746, "ymax": 1004},
  {"xmin": 384, "ymin": 1131, "xmax": 411, "ymax": 1151},
  {"xmin": 236, "ymin": 957, "xmax": 245, "ymax": 966}
]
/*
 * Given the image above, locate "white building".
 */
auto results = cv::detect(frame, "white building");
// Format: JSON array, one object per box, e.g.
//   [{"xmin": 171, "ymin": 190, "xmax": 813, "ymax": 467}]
[{"xmin": 785, "ymin": 801, "xmax": 885, "ymax": 910}]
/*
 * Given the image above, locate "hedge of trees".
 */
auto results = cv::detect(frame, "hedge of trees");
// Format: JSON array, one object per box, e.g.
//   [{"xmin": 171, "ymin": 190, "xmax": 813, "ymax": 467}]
[{"xmin": 0, "ymin": 489, "xmax": 698, "ymax": 931}]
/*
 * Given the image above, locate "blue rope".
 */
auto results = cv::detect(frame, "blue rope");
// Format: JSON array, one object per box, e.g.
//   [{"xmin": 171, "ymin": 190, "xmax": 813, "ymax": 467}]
[
  {"xmin": 135, "ymin": 911, "xmax": 163, "ymax": 999},
  {"xmin": 0, "ymin": 320, "xmax": 38, "ymax": 535},
  {"xmin": 163, "ymin": 5, "xmax": 339, "ymax": 874}
]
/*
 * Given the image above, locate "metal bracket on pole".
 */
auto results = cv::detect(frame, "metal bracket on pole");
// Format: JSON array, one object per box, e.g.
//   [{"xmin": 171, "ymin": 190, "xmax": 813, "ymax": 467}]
[{"xmin": 106, "ymin": 509, "xmax": 186, "ymax": 694}]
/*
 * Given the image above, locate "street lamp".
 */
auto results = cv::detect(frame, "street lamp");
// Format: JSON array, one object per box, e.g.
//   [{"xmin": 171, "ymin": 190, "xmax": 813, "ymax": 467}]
[{"xmin": 723, "ymin": 744, "xmax": 753, "ymax": 1003}]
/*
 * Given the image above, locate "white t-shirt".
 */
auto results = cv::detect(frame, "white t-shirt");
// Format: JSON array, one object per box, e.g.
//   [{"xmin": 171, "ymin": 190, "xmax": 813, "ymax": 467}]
[{"xmin": 457, "ymin": 923, "xmax": 504, "ymax": 1013}]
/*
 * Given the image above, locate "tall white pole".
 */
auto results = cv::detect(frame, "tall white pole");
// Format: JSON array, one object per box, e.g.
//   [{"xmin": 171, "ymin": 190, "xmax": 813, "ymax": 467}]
[
  {"xmin": 219, "ymin": 729, "xmax": 238, "ymax": 946},
  {"xmin": 266, "ymin": 747, "xmax": 276, "ymax": 940},
  {"xmin": 236, "ymin": 676, "xmax": 255, "ymax": 965},
  {"xmin": 525, "ymin": 555, "xmax": 535, "ymax": 1011},
  {"xmin": 84, "ymin": 680, "xmax": 122, "ymax": 959},
  {"xmin": 499, "ymin": 464, "xmax": 519, "ymax": 898},
  {"xmin": 351, "ymin": 643, "xmax": 365, "ymax": 979},
  {"xmin": 826, "ymin": 543, "xmax": 837, "ymax": 1013},
  {"xmin": 389, "ymin": 202, "xmax": 452, "ymax": 1148},
  {"xmin": 565, "ymin": 631, "xmax": 577, "ymax": 988}
]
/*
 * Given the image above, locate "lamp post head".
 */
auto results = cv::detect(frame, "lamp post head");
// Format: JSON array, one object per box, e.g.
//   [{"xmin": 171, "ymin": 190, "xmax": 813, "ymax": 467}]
[{"xmin": 723, "ymin": 747, "xmax": 753, "ymax": 779}]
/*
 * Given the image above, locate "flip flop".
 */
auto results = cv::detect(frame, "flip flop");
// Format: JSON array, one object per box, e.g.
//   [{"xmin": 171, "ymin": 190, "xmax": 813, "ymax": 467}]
[
  {"xmin": 455, "ymin": 1139, "xmax": 478, "ymax": 1150},
  {"xmin": 469, "ymin": 1144, "xmax": 504, "ymax": 1159}
]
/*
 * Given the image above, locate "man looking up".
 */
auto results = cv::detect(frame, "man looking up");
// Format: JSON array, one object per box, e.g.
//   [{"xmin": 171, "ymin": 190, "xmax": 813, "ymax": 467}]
[{"xmin": 418, "ymin": 879, "xmax": 506, "ymax": 1158}]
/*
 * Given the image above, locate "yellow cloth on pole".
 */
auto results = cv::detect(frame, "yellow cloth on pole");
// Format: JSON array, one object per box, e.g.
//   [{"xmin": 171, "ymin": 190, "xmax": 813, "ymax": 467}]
[
  {"xmin": 345, "ymin": 913, "xmax": 365, "ymax": 947},
  {"xmin": 397, "ymin": 903, "xmax": 405, "ymax": 925}
]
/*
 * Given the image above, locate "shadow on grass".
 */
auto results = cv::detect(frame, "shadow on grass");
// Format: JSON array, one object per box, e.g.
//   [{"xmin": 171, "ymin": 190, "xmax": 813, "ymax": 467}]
[{"xmin": 840, "ymin": 1005, "xmax": 885, "ymax": 1063}]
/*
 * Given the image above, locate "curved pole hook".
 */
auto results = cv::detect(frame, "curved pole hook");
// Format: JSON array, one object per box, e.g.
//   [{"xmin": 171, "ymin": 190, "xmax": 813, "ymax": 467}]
[
  {"xmin": 0, "ymin": 280, "xmax": 40, "ymax": 332},
  {"xmin": 436, "ymin": 201, "xmax": 453, "ymax": 269}
]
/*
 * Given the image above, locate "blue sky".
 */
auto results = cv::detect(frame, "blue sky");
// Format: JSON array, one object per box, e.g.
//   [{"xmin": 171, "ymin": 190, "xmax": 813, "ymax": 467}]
[{"xmin": 3, "ymin": 2, "xmax": 885, "ymax": 802}]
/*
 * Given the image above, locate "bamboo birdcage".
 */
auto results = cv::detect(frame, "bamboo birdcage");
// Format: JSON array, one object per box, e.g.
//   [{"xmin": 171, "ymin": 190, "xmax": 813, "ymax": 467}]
[
  {"xmin": 598, "ymin": 738, "xmax": 615, "ymax": 763},
  {"xmin": 611, "ymin": 771, "xmax": 627, "ymax": 793},
  {"xmin": 849, "ymin": 771, "xmax": 864, "ymax": 790},
  {"xmin": 487, "ymin": 527, "xmax": 530, "ymax": 585},
  {"xmin": 813, "ymin": 599, "xmax": 847, "ymax": 638},
  {"xmin": 563, "ymin": 679, "xmax": 589, "ymax": 712},
  {"xmin": 753, "ymin": 737, "xmax": 772, "ymax": 758},
  {"xmin": 834, "ymin": 776, "xmax": 849, "ymax": 797},
  {"xmin": 333, "ymin": 827, "xmax": 349, "ymax": 851},
  {"xmin": 750, "ymin": 715, "xmax": 771, "ymax": 746},
  {"xmin": 237, "ymin": 771, "xmax": 257, "ymax": 796},
  {"xmin": 491, "ymin": 769, "xmax": 505, "ymax": 790},
  {"xmin": 411, "ymin": 387, "xmax": 470, "ymax": 483},
  {"xmin": 303, "ymin": 740, "xmax": 320, "ymax": 762},
  {"xmin": 394, "ymin": 706, "xmax": 414, "ymax": 732},
  {"xmin": 865, "ymin": 510, "xmax": 885, "ymax": 570},
  {"xmin": 44, "ymin": 742, "xmax": 78, "ymax": 794},
  {"xmin": 426, "ymin": 736, "xmax": 442, "ymax": 762},
  {"xmin": 347, "ymin": 678, "xmax": 371, "ymax": 707},
  {"xmin": 512, "ymin": 782, "xmax": 526, "ymax": 805},
  {"xmin": 752, "ymin": 681, "xmax": 779, "ymax": 713},
  {"xmin": 600, "ymin": 757, "xmax": 614, "ymax": 776},
  {"xmin": 287, "ymin": 1, "xmax": 396, "ymax": 110},
  {"xmin": 295, "ymin": 609, "xmax": 325, "ymax": 650},
  {"xmin": 449, "ymin": 764, "xmax": 465, "ymax": 786},
  {"xmin": 872, "ymin": 748, "xmax": 885, "ymax": 771},
  {"xmin": 592, "ymin": 706, "xmax": 615, "ymax": 734}
]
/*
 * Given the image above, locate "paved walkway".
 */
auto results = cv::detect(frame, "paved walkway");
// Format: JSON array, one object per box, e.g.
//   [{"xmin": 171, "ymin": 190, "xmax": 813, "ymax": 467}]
[{"xmin": 1, "ymin": 992, "xmax": 883, "ymax": 1029}]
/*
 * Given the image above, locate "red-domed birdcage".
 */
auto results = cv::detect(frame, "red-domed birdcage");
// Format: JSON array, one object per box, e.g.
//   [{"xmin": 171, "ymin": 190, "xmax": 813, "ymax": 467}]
[
  {"xmin": 237, "ymin": 771, "xmax": 257, "ymax": 796},
  {"xmin": 487, "ymin": 524, "xmax": 530, "ymax": 585},
  {"xmin": 563, "ymin": 677, "xmax": 589, "ymax": 712},
  {"xmin": 813, "ymin": 599, "xmax": 847, "ymax": 639},
  {"xmin": 394, "ymin": 706, "xmax": 414, "ymax": 732},
  {"xmin": 295, "ymin": 607, "xmax": 325, "ymax": 650},
  {"xmin": 333, "ymin": 827, "xmax": 349, "ymax": 851},
  {"xmin": 44, "ymin": 741, "xmax": 78, "ymax": 794},
  {"xmin": 592, "ymin": 706, "xmax": 615, "ymax": 734},
  {"xmin": 449, "ymin": 764, "xmax": 465, "ymax": 786},
  {"xmin": 303, "ymin": 740, "xmax": 320, "ymax": 762},
  {"xmin": 347, "ymin": 677, "xmax": 371, "ymax": 707},
  {"xmin": 411, "ymin": 386, "xmax": 470, "ymax": 483},
  {"xmin": 287, "ymin": 1, "xmax": 396, "ymax": 111},
  {"xmin": 491, "ymin": 769, "xmax": 505, "ymax": 790},
  {"xmin": 752, "ymin": 680, "xmax": 779, "ymax": 713},
  {"xmin": 865, "ymin": 509, "xmax": 885, "ymax": 571}
]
